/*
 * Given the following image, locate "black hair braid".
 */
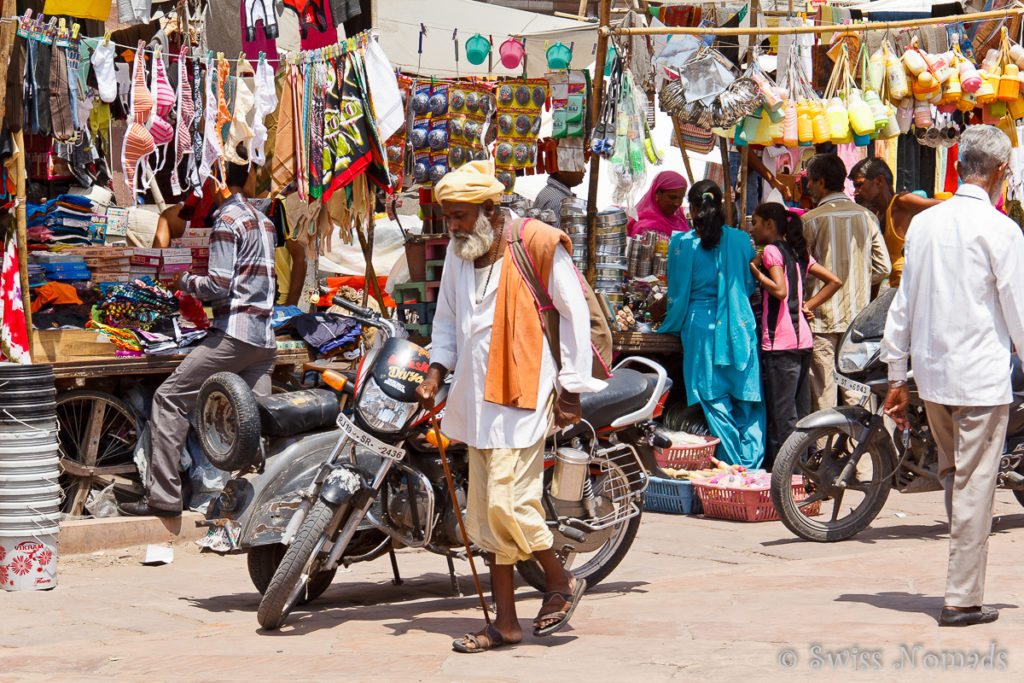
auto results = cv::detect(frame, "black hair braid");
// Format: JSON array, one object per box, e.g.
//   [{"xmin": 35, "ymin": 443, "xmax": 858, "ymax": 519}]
[{"xmin": 687, "ymin": 179, "xmax": 724, "ymax": 250}]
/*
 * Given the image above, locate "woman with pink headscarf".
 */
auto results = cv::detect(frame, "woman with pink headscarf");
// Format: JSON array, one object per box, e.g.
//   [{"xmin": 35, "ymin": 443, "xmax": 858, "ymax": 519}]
[{"xmin": 626, "ymin": 171, "xmax": 691, "ymax": 237}]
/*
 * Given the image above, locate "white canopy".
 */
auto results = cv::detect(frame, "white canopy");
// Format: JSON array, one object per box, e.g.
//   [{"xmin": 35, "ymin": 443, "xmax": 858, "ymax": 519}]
[{"xmin": 375, "ymin": 0, "xmax": 600, "ymax": 78}]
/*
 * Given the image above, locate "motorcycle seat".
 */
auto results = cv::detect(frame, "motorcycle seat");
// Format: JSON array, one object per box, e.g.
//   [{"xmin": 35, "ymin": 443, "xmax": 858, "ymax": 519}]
[
  {"xmin": 1013, "ymin": 357, "xmax": 1024, "ymax": 393},
  {"xmin": 256, "ymin": 389, "xmax": 341, "ymax": 437},
  {"xmin": 579, "ymin": 368, "xmax": 655, "ymax": 429}
]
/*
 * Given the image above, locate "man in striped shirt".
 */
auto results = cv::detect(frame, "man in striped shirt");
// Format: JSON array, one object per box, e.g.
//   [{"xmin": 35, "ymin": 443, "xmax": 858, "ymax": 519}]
[
  {"xmin": 533, "ymin": 170, "xmax": 584, "ymax": 229},
  {"xmin": 801, "ymin": 154, "xmax": 891, "ymax": 412},
  {"xmin": 119, "ymin": 161, "xmax": 278, "ymax": 518}
]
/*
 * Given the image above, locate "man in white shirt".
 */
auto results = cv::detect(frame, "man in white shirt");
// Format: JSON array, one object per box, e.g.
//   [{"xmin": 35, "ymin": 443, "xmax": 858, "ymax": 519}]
[
  {"xmin": 416, "ymin": 160, "xmax": 605, "ymax": 652},
  {"xmin": 882, "ymin": 125, "xmax": 1024, "ymax": 627},
  {"xmin": 802, "ymin": 154, "xmax": 891, "ymax": 412}
]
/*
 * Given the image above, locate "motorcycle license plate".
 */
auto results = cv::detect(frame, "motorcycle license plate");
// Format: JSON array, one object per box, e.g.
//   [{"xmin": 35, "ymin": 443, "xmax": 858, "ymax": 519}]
[
  {"xmin": 336, "ymin": 413, "xmax": 406, "ymax": 461},
  {"xmin": 833, "ymin": 370, "xmax": 870, "ymax": 396}
]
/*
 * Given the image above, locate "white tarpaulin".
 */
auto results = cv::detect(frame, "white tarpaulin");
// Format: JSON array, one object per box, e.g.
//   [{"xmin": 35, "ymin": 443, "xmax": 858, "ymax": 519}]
[
  {"xmin": 847, "ymin": 0, "xmax": 962, "ymax": 10},
  {"xmin": 376, "ymin": 0, "xmax": 599, "ymax": 78}
]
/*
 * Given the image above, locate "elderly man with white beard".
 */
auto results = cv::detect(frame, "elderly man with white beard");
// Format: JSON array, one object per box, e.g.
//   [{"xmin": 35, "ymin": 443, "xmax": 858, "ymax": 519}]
[{"xmin": 416, "ymin": 160, "xmax": 606, "ymax": 653}]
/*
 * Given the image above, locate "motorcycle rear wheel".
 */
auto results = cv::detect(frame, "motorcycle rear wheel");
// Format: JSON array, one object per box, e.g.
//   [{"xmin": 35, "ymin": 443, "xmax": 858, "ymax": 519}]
[
  {"xmin": 257, "ymin": 499, "xmax": 337, "ymax": 630},
  {"xmin": 247, "ymin": 544, "xmax": 337, "ymax": 605},
  {"xmin": 771, "ymin": 426, "xmax": 891, "ymax": 543},
  {"xmin": 516, "ymin": 457, "xmax": 642, "ymax": 592}
]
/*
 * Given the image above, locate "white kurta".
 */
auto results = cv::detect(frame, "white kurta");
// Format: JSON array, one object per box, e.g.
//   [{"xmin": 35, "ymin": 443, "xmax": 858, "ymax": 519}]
[
  {"xmin": 881, "ymin": 183, "xmax": 1024, "ymax": 406},
  {"xmin": 430, "ymin": 240, "xmax": 606, "ymax": 449}
]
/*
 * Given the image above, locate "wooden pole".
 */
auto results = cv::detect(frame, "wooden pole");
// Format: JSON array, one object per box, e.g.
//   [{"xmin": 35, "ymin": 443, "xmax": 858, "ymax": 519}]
[
  {"xmin": 719, "ymin": 138, "xmax": 733, "ymax": 227},
  {"xmin": 671, "ymin": 117, "xmax": 696, "ymax": 185},
  {"xmin": 0, "ymin": 0, "xmax": 16, "ymax": 115},
  {"xmin": 604, "ymin": 6, "xmax": 1024, "ymax": 37},
  {"xmin": 739, "ymin": 145, "xmax": 750, "ymax": 229},
  {"xmin": 584, "ymin": 0, "xmax": 612, "ymax": 287},
  {"xmin": 13, "ymin": 130, "xmax": 32, "ymax": 342}
]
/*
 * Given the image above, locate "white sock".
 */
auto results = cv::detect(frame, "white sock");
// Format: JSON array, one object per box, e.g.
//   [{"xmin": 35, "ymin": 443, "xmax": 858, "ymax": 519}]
[{"xmin": 91, "ymin": 42, "xmax": 118, "ymax": 104}]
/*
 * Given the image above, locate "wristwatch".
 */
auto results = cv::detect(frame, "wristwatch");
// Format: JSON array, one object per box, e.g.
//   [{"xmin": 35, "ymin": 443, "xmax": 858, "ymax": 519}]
[{"xmin": 889, "ymin": 380, "xmax": 907, "ymax": 388}]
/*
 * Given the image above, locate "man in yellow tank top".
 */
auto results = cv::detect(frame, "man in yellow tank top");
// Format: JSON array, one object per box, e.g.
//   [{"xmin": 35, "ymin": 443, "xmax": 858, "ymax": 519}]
[{"xmin": 849, "ymin": 158, "xmax": 942, "ymax": 287}]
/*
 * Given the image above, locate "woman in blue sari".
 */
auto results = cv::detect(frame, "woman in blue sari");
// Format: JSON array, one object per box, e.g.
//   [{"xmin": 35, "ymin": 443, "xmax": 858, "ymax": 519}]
[{"xmin": 660, "ymin": 180, "xmax": 765, "ymax": 469}]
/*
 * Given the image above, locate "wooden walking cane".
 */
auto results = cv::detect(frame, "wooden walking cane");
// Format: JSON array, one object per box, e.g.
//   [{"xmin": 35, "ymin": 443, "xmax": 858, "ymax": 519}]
[{"xmin": 428, "ymin": 406, "xmax": 492, "ymax": 625}]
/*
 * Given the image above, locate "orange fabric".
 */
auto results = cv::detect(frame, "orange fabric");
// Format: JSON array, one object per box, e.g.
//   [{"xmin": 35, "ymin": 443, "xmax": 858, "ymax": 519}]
[
  {"xmin": 31, "ymin": 282, "xmax": 82, "ymax": 313},
  {"xmin": 484, "ymin": 219, "xmax": 571, "ymax": 410},
  {"xmin": 317, "ymin": 276, "xmax": 396, "ymax": 308}
]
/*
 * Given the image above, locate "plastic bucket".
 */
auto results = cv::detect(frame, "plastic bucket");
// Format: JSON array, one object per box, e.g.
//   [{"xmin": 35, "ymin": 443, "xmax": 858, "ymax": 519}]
[
  {"xmin": 0, "ymin": 456, "xmax": 60, "ymax": 470},
  {"xmin": 0, "ymin": 533, "xmax": 58, "ymax": 591},
  {"xmin": 499, "ymin": 38, "xmax": 524, "ymax": 69},
  {"xmin": 465, "ymin": 33, "xmax": 490, "ymax": 65},
  {"xmin": 0, "ymin": 468, "xmax": 60, "ymax": 484},
  {"xmin": 546, "ymin": 42, "xmax": 572, "ymax": 70},
  {"xmin": 0, "ymin": 442, "xmax": 60, "ymax": 457},
  {"xmin": 0, "ymin": 481, "xmax": 61, "ymax": 498},
  {"xmin": 0, "ymin": 493, "xmax": 60, "ymax": 510},
  {"xmin": 0, "ymin": 363, "xmax": 56, "ymax": 381}
]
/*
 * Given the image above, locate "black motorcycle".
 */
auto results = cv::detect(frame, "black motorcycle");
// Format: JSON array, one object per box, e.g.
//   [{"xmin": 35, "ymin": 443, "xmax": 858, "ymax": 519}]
[
  {"xmin": 770, "ymin": 288, "xmax": 1024, "ymax": 542},
  {"xmin": 196, "ymin": 297, "xmax": 673, "ymax": 629}
]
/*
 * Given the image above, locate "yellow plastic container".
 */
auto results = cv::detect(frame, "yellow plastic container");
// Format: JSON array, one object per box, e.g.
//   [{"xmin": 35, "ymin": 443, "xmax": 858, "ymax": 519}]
[
  {"xmin": 957, "ymin": 89, "xmax": 978, "ymax": 112},
  {"xmin": 826, "ymin": 97, "xmax": 851, "ymax": 141},
  {"xmin": 886, "ymin": 52, "xmax": 911, "ymax": 101},
  {"xmin": 1000, "ymin": 65, "xmax": 1020, "ymax": 102},
  {"xmin": 941, "ymin": 72, "xmax": 962, "ymax": 104},
  {"xmin": 977, "ymin": 75, "xmax": 998, "ymax": 104},
  {"xmin": 811, "ymin": 103, "xmax": 831, "ymax": 144},
  {"xmin": 797, "ymin": 100, "xmax": 813, "ymax": 145},
  {"xmin": 848, "ymin": 90, "xmax": 876, "ymax": 136},
  {"xmin": 1009, "ymin": 94, "xmax": 1024, "ymax": 119}
]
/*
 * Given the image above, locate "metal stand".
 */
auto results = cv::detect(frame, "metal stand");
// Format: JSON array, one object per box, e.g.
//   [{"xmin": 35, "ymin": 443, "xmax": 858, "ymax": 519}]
[
  {"xmin": 388, "ymin": 545, "xmax": 403, "ymax": 586},
  {"xmin": 446, "ymin": 554, "xmax": 463, "ymax": 597}
]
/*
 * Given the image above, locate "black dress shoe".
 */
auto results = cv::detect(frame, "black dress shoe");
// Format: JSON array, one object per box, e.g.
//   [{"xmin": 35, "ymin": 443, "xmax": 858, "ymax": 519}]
[
  {"xmin": 939, "ymin": 606, "xmax": 999, "ymax": 627},
  {"xmin": 118, "ymin": 501, "xmax": 181, "ymax": 518}
]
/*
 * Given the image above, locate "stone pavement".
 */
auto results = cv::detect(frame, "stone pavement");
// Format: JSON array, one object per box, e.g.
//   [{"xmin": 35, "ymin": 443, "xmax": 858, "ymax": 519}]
[{"xmin": 3, "ymin": 490, "xmax": 1024, "ymax": 681}]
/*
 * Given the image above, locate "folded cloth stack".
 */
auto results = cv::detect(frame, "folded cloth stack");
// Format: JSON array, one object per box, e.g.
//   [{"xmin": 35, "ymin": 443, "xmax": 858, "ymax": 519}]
[
  {"xmin": 134, "ymin": 318, "xmax": 208, "ymax": 355},
  {"xmin": 287, "ymin": 312, "xmax": 362, "ymax": 359},
  {"xmin": 30, "ymin": 251, "xmax": 91, "ymax": 281},
  {"xmin": 26, "ymin": 195, "xmax": 97, "ymax": 248},
  {"xmin": 91, "ymin": 278, "xmax": 180, "ymax": 351}
]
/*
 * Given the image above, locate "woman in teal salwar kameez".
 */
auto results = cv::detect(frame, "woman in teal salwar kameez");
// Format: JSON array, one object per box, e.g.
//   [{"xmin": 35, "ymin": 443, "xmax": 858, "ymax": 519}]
[{"xmin": 659, "ymin": 180, "xmax": 765, "ymax": 469}]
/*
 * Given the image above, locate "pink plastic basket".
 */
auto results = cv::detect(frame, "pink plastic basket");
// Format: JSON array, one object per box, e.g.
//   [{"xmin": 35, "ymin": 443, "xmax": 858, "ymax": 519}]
[
  {"xmin": 692, "ymin": 476, "xmax": 821, "ymax": 522},
  {"xmin": 654, "ymin": 435, "xmax": 720, "ymax": 470}
]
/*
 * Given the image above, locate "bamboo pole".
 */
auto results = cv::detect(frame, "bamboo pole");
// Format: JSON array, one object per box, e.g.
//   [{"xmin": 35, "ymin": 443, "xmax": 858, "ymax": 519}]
[
  {"xmin": 0, "ymin": 0, "xmax": 15, "ymax": 115},
  {"xmin": 584, "ymin": 0, "xmax": 613, "ymax": 287},
  {"xmin": 719, "ymin": 138, "xmax": 733, "ymax": 226},
  {"xmin": 671, "ymin": 117, "xmax": 696, "ymax": 185},
  {"xmin": 604, "ymin": 6, "xmax": 1024, "ymax": 37},
  {"xmin": 13, "ymin": 130, "xmax": 32, "ymax": 343},
  {"xmin": 739, "ymin": 145, "xmax": 749, "ymax": 229}
]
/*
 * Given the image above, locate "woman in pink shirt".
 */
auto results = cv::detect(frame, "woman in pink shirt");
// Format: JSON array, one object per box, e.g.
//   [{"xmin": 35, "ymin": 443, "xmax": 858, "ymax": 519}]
[
  {"xmin": 749, "ymin": 203, "xmax": 843, "ymax": 469},
  {"xmin": 626, "ymin": 171, "xmax": 690, "ymax": 237}
]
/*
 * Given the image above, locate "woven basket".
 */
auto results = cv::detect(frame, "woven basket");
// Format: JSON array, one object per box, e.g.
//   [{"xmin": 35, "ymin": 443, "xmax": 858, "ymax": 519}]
[
  {"xmin": 654, "ymin": 435, "xmax": 719, "ymax": 471},
  {"xmin": 692, "ymin": 476, "xmax": 821, "ymax": 523}
]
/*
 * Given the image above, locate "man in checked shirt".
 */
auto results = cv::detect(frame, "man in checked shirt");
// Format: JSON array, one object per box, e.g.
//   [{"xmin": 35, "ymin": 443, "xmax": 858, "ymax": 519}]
[{"xmin": 119, "ymin": 160, "xmax": 277, "ymax": 518}]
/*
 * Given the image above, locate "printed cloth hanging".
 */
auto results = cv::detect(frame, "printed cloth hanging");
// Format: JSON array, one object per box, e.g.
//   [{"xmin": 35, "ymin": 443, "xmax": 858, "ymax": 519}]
[{"xmin": 0, "ymin": 237, "xmax": 31, "ymax": 363}]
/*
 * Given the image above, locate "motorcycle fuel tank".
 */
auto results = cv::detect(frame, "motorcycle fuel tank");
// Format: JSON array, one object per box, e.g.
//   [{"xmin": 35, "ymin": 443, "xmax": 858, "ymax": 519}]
[{"xmin": 370, "ymin": 338, "xmax": 431, "ymax": 402}]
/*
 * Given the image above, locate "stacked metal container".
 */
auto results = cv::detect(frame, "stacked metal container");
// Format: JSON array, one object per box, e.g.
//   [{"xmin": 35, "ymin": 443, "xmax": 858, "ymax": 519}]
[
  {"xmin": 559, "ymin": 198, "xmax": 588, "ymax": 272},
  {"xmin": 0, "ymin": 364, "xmax": 60, "ymax": 591},
  {"xmin": 594, "ymin": 209, "xmax": 629, "ymax": 308}
]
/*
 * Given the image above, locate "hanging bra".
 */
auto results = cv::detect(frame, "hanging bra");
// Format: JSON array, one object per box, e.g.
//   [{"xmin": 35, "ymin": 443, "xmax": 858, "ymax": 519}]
[
  {"xmin": 122, "ymin": 41, "xmax": 156, "ymax": 202},
  {"xmin": 251, "ymin": 54, "xmax": 278, "ymax": 165},
  {"xmin": 224, "ymin": 56, "xmax": 256, "ymax": 164},
  {"xmin": 171, "ymin": 45, "xmax": 195, "ymax": 196},
  {"xmin": 148, "ymin": 47, "xmax": 175, "ymax": 155}
]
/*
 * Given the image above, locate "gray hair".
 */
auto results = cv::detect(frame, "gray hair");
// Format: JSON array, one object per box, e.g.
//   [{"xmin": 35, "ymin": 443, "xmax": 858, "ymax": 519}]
[{"xmin": 958, "ymin": 125, "xmax": 1011, "ymax": 181}]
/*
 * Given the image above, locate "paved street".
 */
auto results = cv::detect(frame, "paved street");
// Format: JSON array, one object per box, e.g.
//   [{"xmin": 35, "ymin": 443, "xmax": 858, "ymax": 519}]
[{"xmin": 3, "ymin": 490, "xmax": 1024, "ymax": 681}]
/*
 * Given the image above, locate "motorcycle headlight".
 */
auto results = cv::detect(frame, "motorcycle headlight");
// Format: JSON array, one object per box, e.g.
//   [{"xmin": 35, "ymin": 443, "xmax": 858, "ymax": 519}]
[
  {"xmin": 836, "ymin": 339, "xmax": 881, "ymax": 374},
  {"xmin": 356, "ymin": 376, "xmax": 418, "ymax": 434}
]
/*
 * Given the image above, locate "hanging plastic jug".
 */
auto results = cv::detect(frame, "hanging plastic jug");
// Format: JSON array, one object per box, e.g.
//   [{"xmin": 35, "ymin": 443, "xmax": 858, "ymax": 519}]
[
  {"xmin": 886, "ymin": 49, "xmax": 910, "ymax": 101},
  {"xmin": 863, "ymin": 90, "xmax": 889, "ymax": 128},
  {"xmin": 942, "ymin": 70, "xmax": 962, "ymax": 104},
  {"xmin": 826, "ymin": 97, "xmax": 851, "ymax": 141},
  {"xmin": 742, "ymin": 106, "xmax": 763, "ymax": 141},
  {"xmin": 957, "ymin": 88, "xmax": 978, "ymax": 112},
  {"xmin": 927, "ymin": 53, "xmax": 954, "ymax": 84},
  {"xmin": 1009, "ymin": 93, "xmax": 1024, "ymax": 119},
  {"xmin": 913, "ymin": 100, "xmax": 932, "ymax": 129},
  {"xmin": 976, "ymin": 73, "xmax": 998, "ymax": 104},
  {"xmin": 811, "ymin": 107, "xmax": 831, "ymax": 144},
  {"xmin": 753, "ymin": 110, "xmax": 774, "ymax": 145},
  {"xmin": 769, "ymin": 112, "xmax": 786, "ymax": 144},
  {"xmin": 869, "ymin": 49, "xmax": 886, "ymax": 91},
  {"xmin": 902, "ymin": 49, "xmax": 928, "ymax": 76},
  {"xmin": 959, "ymin": 60, "xmax": 982, "ymax": 93},
  {"xmin": 848, "ymin": 90, "xmax": 875, "ymax": 136},
  {"xmin": 999, "ymin": 64, "xmax": 1020, "ymax": 102},
  {"xmin": 896, "ymin": 98, "xmax": 914, "ymax": 133},
  {"xmin": 797, "ymin": 100, "xmax": 814, "ymax": 145},
  {"xmin": 879, "ymin": 104, "xmax": 901, "ymax": 139},
  {"xmin": 782, "ymin": 100, "xmax": 799, "ymax": 147}
]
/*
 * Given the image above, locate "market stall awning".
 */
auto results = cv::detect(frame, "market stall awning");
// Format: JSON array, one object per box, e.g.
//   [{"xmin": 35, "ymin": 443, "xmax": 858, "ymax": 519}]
[{"xmin": 376, "ymin": 0, "xmax": 598, "ymax": 78}]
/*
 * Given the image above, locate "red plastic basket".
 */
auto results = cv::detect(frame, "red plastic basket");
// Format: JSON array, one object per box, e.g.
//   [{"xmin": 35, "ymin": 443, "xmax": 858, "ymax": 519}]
[
  {"xmin": 692, "ymin": 476, "xmax": 821, "ymax": 522},
  {"xmin": 654, "ymin": 435, "xmax": 720, "ymax": 470}
]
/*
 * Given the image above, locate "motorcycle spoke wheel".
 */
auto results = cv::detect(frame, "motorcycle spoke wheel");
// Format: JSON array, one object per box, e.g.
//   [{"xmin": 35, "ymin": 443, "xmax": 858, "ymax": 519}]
[{"xmin": 771, "ymin": 426, "xmax": 891, "ymax": 543}]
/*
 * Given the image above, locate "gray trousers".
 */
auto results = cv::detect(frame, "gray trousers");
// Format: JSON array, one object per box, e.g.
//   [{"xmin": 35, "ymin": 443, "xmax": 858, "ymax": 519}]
[
  {"xmin": 147, "ymin": 330, "xmax": 276, "ymax": 510},
  {"xmin": 923, "ymin": 401, "xmax": 1009, "ymax": 608},
  {"xmin": 809, "ymin": 332, "xmax": 861, "ymax": 412}
]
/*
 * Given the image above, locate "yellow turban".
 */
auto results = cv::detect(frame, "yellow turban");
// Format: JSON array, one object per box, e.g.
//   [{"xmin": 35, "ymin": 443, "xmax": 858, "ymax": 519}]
[{"xmin": 433, "ymin": 160, "xmax": 505, "ymax": 204}]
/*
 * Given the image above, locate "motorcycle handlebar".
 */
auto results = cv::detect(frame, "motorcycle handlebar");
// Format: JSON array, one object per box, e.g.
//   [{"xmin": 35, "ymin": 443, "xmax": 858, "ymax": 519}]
[{"xmin": 332, "ymin": 296, "xmax": 375, "ymax": 319}]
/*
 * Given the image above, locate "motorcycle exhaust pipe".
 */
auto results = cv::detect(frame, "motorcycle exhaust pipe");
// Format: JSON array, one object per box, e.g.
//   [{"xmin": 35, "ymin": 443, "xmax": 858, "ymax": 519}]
[{"xmin": 551, "ymin": 448, "xmax": 591, "ymax": 503}]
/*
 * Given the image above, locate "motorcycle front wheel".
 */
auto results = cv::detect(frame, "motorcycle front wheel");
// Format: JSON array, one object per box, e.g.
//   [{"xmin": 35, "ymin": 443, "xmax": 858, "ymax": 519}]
[
  {"xmin": 247, "ymin": 544, "xmax": 337, "ymax": 605},
  {"xmin": 771, "ymin": 426, "xmax": 892, "ymax": 542},
  {"xmin": 257, "ymin": 499, "xmax": 338, "ymax": 630},
  {"xmin": 516, "ymin": 456, "xmax": 642, "ymax": 592}
]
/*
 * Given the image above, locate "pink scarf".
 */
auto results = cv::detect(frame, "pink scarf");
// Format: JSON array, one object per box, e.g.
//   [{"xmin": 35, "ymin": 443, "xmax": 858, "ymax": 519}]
[{"xmin": 627, "ymin": 171, "xmax": 690, "ymax": 237}]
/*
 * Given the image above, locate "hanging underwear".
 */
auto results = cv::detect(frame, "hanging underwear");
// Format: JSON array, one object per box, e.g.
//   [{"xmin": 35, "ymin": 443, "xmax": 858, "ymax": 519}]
[
  {"xmin": 251, "ymin": 56, "xmax": 278, "ymax": 166},
  {"xmin": 244, "ymin": 0, "xmax": 280, "ymax": 42},
  {"xmin": 171, "ymin": 46, "xmax": 195, "ymax": 196},
  {"xmin": 188, "ymin": 52, "xmax": 204, "ymax": 191},
  {"xmin": 148, "ymin": 47, "xmax": 176, "ymax": 162},
  {"xmin": 224, "ymin": 58, "xmax": 256, "ymax": 165},
  {"xmin": 122, "ymin": 41, "xmax": 156, "ymax": 201},
  {"xmin": 282, "ymin": 0, "xmax": 330, "ymax": 39}
]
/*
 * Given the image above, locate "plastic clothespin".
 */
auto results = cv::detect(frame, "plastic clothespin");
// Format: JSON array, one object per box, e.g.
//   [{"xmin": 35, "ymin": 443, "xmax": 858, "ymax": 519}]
[
  {"xmin": 419, "ymin": 23, "xmax": 426, "ymax": 55},
  {"xmin": 453, "ymin": 28, "xmax": 459, "ymax": 63},
  {"xmin": 71, "ymin": 24, "xmax": 80, "ymax": 40},
  {"xmin": 103, "ymin": 31, "xmax": 112, "ymax": 45},
  {"xmin": 58, "ymin": 19, "xmax": 66, "ymax": 38},
  {"xmin": 19, "ymin": 9, "xmax": 33, "ymax": 30}
]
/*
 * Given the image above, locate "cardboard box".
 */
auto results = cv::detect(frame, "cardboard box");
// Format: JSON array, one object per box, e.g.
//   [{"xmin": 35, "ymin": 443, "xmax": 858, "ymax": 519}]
[
  {"xmin": 131, "ymin": 248, "xmax": 162, "ymax": 267},
  {"xmin": 159, "ymin": 263, "xmax": 191, "ymax": 274},
  {"xmin": 30, "ymin": 329, "xmax": 116, "ymax": 363}
]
